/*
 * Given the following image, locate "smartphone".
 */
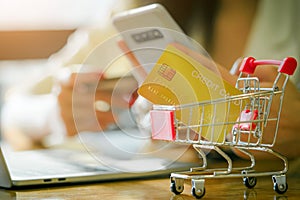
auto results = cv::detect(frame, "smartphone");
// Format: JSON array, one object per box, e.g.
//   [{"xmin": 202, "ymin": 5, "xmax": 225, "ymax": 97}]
[{"xmin": 112, "ymin": 3, "xmax": 200, "ymax": 77}]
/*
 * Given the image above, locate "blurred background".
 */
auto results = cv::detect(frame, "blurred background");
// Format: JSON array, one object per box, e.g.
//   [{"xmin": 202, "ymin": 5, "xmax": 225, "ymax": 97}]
[
  {"xmin": 1, "ymin": 0, "xmax": 299, "ymax": 150},
  {"xmin": 0, "ymin": 0, "xmax": 257, "ymax": 88},
  {"xmin": 0, "ymin": 0, "xmax": 121, "ymax": 89},
  {"xmin": 0, "ymin": 0, "xmax": 258, "ymax": 149},
  {"xmin": 0, "ymin": 0, "xmax": 207, "ymax": 59}
]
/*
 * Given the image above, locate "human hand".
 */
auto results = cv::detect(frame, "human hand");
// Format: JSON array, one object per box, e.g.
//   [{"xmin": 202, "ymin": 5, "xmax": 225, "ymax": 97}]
[{"xmin": 57, "ymin": 69, "xmax": 138, "ymax": 137}]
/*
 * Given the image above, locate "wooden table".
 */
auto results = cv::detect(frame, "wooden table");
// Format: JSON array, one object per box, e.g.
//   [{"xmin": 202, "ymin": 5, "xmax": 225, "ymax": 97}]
[
  {"xmin": 1, "ymin": 176, "xmax": 299, "ymax": 200},
  {"xmin": 1, "ymin": 159, "xmax": 299, "ymax": 200}
]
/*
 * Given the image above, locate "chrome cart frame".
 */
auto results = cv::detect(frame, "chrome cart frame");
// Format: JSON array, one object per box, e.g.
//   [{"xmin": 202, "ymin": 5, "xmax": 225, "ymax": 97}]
[{"xmin": 150, "ymin": 57, "xmax": 297, "ymax": 199}]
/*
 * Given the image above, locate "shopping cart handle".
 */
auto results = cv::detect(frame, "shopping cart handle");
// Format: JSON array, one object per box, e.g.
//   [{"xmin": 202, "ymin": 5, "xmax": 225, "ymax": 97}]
[{"xmin": 239, "ymin": 57, "xmax": 297, "ymax": 75}]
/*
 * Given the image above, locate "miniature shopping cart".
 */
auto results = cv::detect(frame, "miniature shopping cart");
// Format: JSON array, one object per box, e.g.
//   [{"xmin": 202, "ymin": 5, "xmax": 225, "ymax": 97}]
[{"xmin": 150, "ymin": 57, "xmax": 297, "ymax": 199}]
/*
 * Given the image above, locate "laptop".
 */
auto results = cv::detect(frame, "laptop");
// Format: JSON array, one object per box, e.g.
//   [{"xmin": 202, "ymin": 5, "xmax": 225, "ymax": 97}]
[{"xmin": 0, "ymin": 127, "xmax": 199, "ymax": 188}]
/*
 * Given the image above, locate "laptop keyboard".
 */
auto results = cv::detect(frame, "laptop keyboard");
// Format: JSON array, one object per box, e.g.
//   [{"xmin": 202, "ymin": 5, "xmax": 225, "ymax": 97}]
[{"xmin": 4, "ymin": 148, "xmax": 112, "ymax": 179}]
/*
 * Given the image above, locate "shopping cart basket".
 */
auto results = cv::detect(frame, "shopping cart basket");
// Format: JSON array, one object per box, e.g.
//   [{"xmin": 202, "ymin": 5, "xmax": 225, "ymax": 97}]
[{"xmin": 150, "ymin": 57, "xmax": 297, "ymax": 198}]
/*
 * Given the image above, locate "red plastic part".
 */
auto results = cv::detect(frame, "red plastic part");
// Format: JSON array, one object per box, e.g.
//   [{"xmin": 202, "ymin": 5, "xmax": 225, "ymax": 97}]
[
  {"xmin": 278, "ymin": 57, "xmax": 297, "ymax": 75},
  {"xmin": 150, "ymin": 110, "xmax": 176, "ymax": 141},
  {"xmin": 234, "ymin": 109, "xmax": 258, "ymax": 131},
  {"xmin": 239, "ymin": 57, "xmax": 297, "ymax": 75},
  {"xmin": 239, "ymin": 57, "xmax": 256, "ymax": 74}
]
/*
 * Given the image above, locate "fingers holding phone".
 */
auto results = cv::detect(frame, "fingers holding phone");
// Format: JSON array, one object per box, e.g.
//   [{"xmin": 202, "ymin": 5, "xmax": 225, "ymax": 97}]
[{"xmin": 57, "ymin": 68, "xmax": 138, "ymax": 137}]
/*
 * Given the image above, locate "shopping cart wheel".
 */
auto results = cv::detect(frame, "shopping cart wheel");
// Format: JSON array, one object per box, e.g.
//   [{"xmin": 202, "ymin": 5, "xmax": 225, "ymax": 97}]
[
  {"xmin": 170, "ymin": 178, "xmax": 184, "ymax": 195},
  {"xmin": 274, "ymin": 182, "xmax": 288, "ymax": 194},
  {"xmin": 191, "ymin": 179, "xmax": 205, "ymax": 199},
  {"xmin": 272, "ymin": 175, "xmax": 288, "ymax": 194},
  {"xmin": 243, "ymin": 177, "xmax": 257, "ymax": 189},
  {"xmin": 191, "ymin": 187, "xmax": 205, "ymax": 199}
]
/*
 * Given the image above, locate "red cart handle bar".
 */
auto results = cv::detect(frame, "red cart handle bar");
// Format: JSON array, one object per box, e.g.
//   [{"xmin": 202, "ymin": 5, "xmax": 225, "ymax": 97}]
[{"xmin": 239, "ymin": 57, "xmax": 297, "ymax": 75}]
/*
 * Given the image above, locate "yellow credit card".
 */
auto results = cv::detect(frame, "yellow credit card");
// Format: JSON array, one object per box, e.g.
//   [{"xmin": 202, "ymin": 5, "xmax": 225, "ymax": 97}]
[{"xmin": 138, "ymin": 44, "xmax": 242, "ymax": 142}]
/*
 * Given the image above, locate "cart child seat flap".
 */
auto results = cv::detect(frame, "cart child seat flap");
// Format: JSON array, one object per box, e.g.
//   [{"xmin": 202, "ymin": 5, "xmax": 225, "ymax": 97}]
[
  {"xmin": 234, "ymin": 109, "xmax": 258, "ymax": 131},
  {"xmin": 150, "ymin": 110, "xmax": 176, "ymax": 141}
]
